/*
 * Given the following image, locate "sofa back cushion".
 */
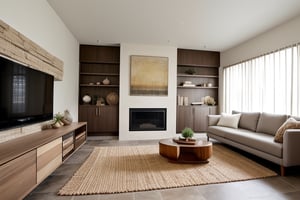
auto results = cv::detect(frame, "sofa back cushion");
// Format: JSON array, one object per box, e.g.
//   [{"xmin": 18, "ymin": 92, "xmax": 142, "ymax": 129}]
[
  {"xmin": 256, "ymin": 112, "xmax": 288, "ymax": 135},
  {"xmin": 232, "ymin": 111, "xmax": 260, "ymax": 131}
]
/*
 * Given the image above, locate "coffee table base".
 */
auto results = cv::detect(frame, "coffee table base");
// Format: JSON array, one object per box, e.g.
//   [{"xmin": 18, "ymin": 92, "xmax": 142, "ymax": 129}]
[{"xmin": 159, "ymin": 138, "xmax": 212, "ymax": 163}]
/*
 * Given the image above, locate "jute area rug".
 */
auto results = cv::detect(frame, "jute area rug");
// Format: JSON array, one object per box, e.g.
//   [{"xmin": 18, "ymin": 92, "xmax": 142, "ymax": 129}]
[{"xmin": 58, "ymin": 144, "xmax": 277, "ymax": 195}]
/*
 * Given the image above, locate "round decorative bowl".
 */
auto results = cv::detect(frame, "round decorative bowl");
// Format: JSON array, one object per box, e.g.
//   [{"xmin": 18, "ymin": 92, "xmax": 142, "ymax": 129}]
[{"xmin": 106, "ymin": 92, "xmax": 119, "ymax": 105}]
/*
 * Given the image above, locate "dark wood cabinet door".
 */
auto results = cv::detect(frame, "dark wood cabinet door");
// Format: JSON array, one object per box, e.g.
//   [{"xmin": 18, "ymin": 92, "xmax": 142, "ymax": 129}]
[
  {"xmin": 79, "ymin": 105, "xmax": 118, "ymax": 136},
  {"xmin": 176, "ymin": 106, "xmax": 194, "ymax": 133},
  {"xmin": 97, "ymin": 106, "xmax": 118, "ymax": 133},
  {"xmin": 193, "ymin": 106, "xmax": 210, "ymax": 132}
]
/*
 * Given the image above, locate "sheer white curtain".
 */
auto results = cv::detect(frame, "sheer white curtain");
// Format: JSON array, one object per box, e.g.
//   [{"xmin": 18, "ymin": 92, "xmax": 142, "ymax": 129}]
[{"xmin": 223, "ymin": 44, "xmax": 300, "ymax": 116}]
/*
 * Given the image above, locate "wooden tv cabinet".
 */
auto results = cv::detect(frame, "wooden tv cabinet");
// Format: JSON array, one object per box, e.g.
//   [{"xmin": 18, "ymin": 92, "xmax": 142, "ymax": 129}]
[{"xmin": 0, "ymin": 122, "xmax": 87, "ymax": 200}]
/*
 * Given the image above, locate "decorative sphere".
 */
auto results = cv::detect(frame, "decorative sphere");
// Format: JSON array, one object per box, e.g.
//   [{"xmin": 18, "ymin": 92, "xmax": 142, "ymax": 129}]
[{"xmin": 82, "ymin": 95, "xmax": 91, "ymax": 103}]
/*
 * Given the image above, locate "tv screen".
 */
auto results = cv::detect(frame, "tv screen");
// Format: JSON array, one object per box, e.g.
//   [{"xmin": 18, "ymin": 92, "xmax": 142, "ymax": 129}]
[{"xmin": 0, "ymin": 56, "xmax": 54, "ymax": 131}]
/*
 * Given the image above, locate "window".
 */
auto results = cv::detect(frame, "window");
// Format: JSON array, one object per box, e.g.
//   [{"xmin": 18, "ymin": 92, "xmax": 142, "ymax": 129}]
[{"xmin": 223, "ymin": 44, "xmax": 300, "ymax": 116}]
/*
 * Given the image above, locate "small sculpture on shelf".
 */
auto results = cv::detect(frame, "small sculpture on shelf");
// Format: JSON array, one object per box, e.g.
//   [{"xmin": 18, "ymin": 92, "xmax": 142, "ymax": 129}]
[
  {"xmin": 42, "ymin": 110, "xmax": 73, "ymax": 129},
  {"xmin": 102, "ymin": 77, "xmax": 110, "ymax": 85},
  {"xmin": 61, "ymin": 109, "xmax": 73, "ymax": 125},
  {"xmin": 185, "ymin": 69, "xmax": 196, "ymax": 75},
  {"xmin": 203, "ymin": 96, "xmax": 216, "ymax": 106}
]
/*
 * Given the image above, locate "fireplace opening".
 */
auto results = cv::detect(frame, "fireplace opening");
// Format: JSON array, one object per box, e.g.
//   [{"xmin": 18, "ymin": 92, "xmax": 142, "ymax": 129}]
[{"xmin": 129, "ymin": 108, "xmax": 167, "ymax": 131}]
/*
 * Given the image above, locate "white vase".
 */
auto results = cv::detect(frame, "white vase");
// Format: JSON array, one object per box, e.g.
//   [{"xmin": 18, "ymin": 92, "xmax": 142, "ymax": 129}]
[{"xmin": 82, "ymin": 94, "xmax": 91, "ymax": 104}]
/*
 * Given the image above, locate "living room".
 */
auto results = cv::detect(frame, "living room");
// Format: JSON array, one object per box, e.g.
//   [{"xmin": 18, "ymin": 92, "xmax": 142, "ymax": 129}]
[{"xmin": 1, "ymin": 0, "xmax": 300, "ymax": 199}]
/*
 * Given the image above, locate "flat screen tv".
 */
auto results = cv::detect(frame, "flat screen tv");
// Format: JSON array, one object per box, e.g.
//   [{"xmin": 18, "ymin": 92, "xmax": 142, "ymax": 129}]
[{"xmin": 0, "ymin": 56, "xmax": 54, "ymax": 131}]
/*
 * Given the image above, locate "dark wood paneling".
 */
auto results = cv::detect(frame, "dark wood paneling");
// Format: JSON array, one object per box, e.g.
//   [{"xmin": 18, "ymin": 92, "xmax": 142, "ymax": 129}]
[
  {"xmin": 177, "ymin": 49, "xmax": 220, "ymax": 67},
  {"xmin": 80, "ymin": 45, "xmax": 120, "ymax": 63}
]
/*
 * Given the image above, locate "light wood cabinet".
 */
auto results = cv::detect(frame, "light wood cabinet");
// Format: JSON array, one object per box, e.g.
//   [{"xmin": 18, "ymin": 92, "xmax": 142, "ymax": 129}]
[
  {"xmin": 0, "ymin": 150, "xmax": 36, "ymax": 200},
  {"xmin": 37, "ymin": 138, "xmax": 62, "ymax": 184},
  {"xmin": 0, "ymin": 122, "xmax": 87, "ymax": 199}
]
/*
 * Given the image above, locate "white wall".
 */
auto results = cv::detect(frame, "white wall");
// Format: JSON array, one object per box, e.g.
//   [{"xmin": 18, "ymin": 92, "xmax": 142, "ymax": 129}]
[
  {"xmin": 119, "ymin": 43, "xmax": 177, "ymax": 140},
  {"xmin": 0, "ymin": 0, "xmax": 79, "ymax": 121},
  {"xmin": 219, "ymin": 14, "xmax": 300, "ymax": 112}
]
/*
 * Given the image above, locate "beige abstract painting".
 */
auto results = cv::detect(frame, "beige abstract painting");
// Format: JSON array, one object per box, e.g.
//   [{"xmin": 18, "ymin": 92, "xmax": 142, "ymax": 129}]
[{"xmin": 130, "ymin": 55, "xmax": 168, "ymax": 96}]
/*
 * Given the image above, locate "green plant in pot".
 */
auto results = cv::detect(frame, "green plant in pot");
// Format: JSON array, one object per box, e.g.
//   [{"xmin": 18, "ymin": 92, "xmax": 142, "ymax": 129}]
[
  {"xmin": 52, "ymin": 112, "xmax": 64, "ymax": 128},
  {"xmin": 181, "ymin": 127, "xmax": 194, "ymax": 141}
]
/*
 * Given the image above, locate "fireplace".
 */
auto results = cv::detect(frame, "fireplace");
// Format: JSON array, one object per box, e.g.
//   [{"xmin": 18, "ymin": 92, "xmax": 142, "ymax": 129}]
[{"xmin": 129, "ymin": 108, "xmax": 167, "ymax": 131}]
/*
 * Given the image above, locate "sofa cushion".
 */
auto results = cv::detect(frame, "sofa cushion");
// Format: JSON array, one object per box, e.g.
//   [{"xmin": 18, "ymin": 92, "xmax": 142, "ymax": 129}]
[
  {"xmin": 232, "ymin": 111, "xmax": 260, "ymax": 131},
  {"xmin": 274, "ymin": 118, "xmax": 300, "ymax": 143},
  {"xmin": 256, "ymin": 112, "xmax": 287, "ymax": 135},
  {"xmin": 217, "ymin": 113, "xmax": 241, "ymax": 129},
  {"xmin": 208, "ymin": 115, "xmax": 221, "ymax": 126},
  {"xmin": 226, "ymin": 129, "xmax": 283, "ymax": 157},
  {"xmin": 208, "ymin": 126, "xmax": 233, "ymax": 138},
  {"xmin": 208, "ymin": 126, "xmax": 282, "ymax": 157}
]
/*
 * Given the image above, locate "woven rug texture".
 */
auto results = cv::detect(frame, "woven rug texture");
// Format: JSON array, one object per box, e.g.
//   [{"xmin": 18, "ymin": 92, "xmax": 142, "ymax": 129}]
[{"xmin": 58, "ymin": 144, "xmax": 277, "ymax": 195}]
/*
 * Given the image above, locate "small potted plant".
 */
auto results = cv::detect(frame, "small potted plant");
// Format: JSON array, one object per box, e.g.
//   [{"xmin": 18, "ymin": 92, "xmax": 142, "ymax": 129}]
[
  {"xmin": 52, "ymin": 112, "xmax": 64, "ymax": 128},
  {"xmin": 181, "ymin": 127, "xmax": 194, "ymax": 141}
]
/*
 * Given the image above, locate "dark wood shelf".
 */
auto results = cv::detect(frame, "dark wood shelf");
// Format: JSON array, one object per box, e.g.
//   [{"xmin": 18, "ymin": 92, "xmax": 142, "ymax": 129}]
[
  {"xmin": 80, "ymin": 84, "xmax": 119, "ymax": 87},
  {"xmin": 80, "ymin": 61, "xmax": 120, "ymax": 65},
  {"xmin": 177, "ymin": 64, "xmax": 219, "ymax": 68},
  {"xmin": 80, "ymin": 72, "xmax": 119, "ymax": 76},
  {"xmin": 177, "ymin": 73, "xmax": 219, "ymax": 78},
  {"xmin": 177, "ymin": 86, "xmax": 218, "ymax": 89}
]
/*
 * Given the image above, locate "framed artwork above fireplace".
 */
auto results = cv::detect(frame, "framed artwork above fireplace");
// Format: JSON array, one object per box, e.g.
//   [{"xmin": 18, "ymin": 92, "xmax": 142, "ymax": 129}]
[{"xmin": 130, "ymin": 55, "xmax": 168, "ymax": 96}]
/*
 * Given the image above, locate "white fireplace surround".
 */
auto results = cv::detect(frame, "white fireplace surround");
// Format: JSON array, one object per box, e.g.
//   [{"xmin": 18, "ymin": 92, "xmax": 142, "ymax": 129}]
[{"xmin": 119, "ymin": 43, "xmax": 177, "ymax": 140}]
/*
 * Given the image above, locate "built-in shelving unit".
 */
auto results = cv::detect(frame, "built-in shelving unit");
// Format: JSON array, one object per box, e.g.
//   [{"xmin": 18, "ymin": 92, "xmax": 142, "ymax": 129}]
[
  {"xmin": 176, "ymin": 49, "xmax": 220, "ymax": 133},
  {"xmin": 79, "ymin": 45, "xmax": 120, "ymax": 136}
]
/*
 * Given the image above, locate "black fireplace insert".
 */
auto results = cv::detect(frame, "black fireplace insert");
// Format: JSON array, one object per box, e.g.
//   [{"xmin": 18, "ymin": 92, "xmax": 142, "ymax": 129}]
[{"xmin": 129, "ymin": 108, "xmax": 167, "ymax": 131}]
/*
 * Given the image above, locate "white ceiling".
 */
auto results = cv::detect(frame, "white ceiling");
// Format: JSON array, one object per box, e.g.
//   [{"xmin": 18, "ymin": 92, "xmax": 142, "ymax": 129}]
[{"xmin": 47, "ymin": 0, "xmax": 300, "ymax": 51}]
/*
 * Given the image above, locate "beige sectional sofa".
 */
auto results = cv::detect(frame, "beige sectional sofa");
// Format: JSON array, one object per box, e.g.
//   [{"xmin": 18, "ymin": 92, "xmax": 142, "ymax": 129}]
[{"xmin": 207, "ymin": 111, "xmax": 300, "ymax": 176}]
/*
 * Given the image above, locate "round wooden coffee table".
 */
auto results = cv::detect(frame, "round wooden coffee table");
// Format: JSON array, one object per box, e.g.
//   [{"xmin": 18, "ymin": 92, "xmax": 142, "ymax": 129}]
[{"xmin": 159, "ymin": 138, "xmax": 212, "ymax": 163}]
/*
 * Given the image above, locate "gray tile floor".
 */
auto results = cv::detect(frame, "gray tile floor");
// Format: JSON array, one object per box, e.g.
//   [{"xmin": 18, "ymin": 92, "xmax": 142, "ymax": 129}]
[{"xmin": 25, "ymin": 137, "xmax": 300, "ymax": 200}]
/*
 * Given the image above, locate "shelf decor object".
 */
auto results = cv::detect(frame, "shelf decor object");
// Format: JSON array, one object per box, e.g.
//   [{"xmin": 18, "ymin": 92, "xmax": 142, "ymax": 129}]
[{"xmin": 130, "ymin": 55, "xmax": 168, "ymax": 96}]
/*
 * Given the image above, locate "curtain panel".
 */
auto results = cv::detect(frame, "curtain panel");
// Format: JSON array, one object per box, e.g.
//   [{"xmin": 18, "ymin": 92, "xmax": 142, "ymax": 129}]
[{"xmin": 223, "ymin": 44, "xmax": 300, "ymax": 116}]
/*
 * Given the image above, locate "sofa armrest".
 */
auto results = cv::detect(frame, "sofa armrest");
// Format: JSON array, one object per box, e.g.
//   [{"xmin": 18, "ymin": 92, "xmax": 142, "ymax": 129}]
[
  {"xmin": 207, "ymin": 115, "xmax": 221, "ymax": 126},
  {"xmin": 283, "ymin": 129, "xmax": 300, "ymax": 166}
]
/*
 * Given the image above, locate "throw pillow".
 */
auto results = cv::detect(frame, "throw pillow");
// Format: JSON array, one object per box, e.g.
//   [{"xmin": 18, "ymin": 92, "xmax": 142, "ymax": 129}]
[
  {"xmin": 274, "ymin": 118, "xmax": 300, "ymax": 143},
  {"xmin": 217, "ymin": 113, "xmax": 241, "ymax": 129}
]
